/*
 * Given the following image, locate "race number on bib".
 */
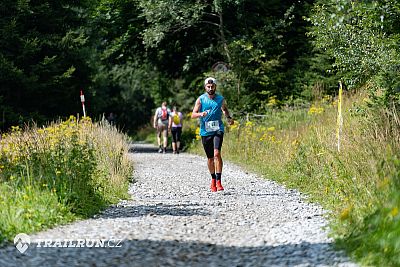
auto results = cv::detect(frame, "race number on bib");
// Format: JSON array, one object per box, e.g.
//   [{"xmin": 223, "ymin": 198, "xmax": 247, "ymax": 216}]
[{"xmin": 205, "ymin": 120, "xmax": 220, "ymax": 132}]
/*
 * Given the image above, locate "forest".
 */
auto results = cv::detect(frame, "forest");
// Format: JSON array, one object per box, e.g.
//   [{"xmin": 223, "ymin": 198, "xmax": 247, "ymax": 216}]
[{"xmin": 2, "ymin": 0, "xmax": 398, "ymax": 133}]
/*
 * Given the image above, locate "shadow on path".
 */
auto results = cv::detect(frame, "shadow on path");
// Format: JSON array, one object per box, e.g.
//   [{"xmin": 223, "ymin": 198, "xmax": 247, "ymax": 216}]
[
  {"xmin": 128, "ymin": 144, "xmax": 159, "ymax": 154},
  {"xmin": 99, "ymin": 203, "xmax": 209, "ymax": 219},
  {"xmin": 3, "ymin": 238, "xmax": 346, "ymax": 267}
]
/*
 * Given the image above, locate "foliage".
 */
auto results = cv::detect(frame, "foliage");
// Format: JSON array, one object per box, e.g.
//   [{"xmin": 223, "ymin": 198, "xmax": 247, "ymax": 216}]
[
  {"xmin": 335, "ymin": 106, "xmax": 400, "ymax": 266},
  {"xmin": 0, "ymin": 116, "xmax": 132, "ymax": 243},
  {"xmin": 0, "ymin": 0, "xmax": 98, "ymax": 130},
  {"xmin": 308, "ymin": 0, "xmax": 400, "ymax": 104},
  {"xmin": 89, "ymin": 0, "xmax": 184, "ymax": 132},
  {"xmin": 137, "ymin": 0, "xmax": 206, "ymax": 48},
  {"xmin": 0, "ymin": 0, "xmax": 325, "ymax": 132},
  {"xmin": 133, "ymin": 0, "xmax": 319, "ymax": 114}
]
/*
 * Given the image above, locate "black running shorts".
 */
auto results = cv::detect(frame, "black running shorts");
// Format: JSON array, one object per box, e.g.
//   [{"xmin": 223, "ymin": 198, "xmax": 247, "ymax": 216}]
[{"xmin": 201, "ymin": 131, "xmax": 224, "ymax": 159}]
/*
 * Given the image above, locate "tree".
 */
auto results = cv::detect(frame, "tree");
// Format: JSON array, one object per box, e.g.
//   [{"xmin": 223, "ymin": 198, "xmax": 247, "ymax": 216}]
[
  {"xmin": 138, "ymin": 0, "xmax": 244, "ymax": 63},
  {"xmin": 136, "ymin": 0, "xmax": 317, "ymax": 112},
  {"xmin": 308, "ymin": 0, "xmax": 400, "ymax": 103},
  {"xmin": 0, "ymin": 0, "xmax": 98, "ymax": 129}
]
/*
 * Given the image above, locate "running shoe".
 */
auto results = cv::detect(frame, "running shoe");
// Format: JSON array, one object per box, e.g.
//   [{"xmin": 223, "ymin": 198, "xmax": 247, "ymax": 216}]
[
  {"xmin": 210, "ymin": 179, "xmax": 217, "ymax": 192},
  {"xmin": 216, "ymin": 180, "xmax": 224, "ymax": 191}
]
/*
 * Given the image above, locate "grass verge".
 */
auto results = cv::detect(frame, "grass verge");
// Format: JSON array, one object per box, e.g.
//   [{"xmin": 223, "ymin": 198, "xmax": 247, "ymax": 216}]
[
  {"xmin": 0, "ymin": 116, "xmax": 133, "ymax": 243},
  {"xmin": 189, "ymin": 93, "xmax": 400, "ymax": 266}
]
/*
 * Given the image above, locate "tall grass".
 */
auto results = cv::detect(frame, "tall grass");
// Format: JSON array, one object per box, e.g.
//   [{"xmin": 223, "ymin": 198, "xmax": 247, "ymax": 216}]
[
  {"xmin": 190, "ymin": 93, "xmax": 400, "ymax": 266},
  {"xmin": 0, "ymin": 116, "xmax": 132, "ymax": 243}
]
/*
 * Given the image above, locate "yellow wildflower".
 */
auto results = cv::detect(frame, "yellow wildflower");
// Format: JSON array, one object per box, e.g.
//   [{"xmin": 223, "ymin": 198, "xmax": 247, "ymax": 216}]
[
  {"xmin": 245, "ymin": 121, "xmax": 253, "ymax": 127},
  {"xmin": 322, "ymin": 95, "xmax": 331, "ymax": 103},
  {"xmin": 195, "ymin": 127, "xmax": 201, "ymax": 140},
  {"xmin": 308, "ymin": 105, "xmax": 324, "ymax": 115},
  {"xmin": 340, "ymin": 206, "xmax": 351, "ymax": 220},
  {"xmin": 390, "ymin": 207, "xmax": 398, "ymax": 217},
  {"xmin": 291, "ymin": 139, "xmax": 299, "ymax": 146},
  {"xmin": 230, "ymin": 123, "xmax": 238, "ymax": 130},
  {"xmin": 266, "ymin": 96, "xmax": 277, "ymax": 107},
  {"xmin": 11, "ymin": 126, "xmax": 21, "ymax": 132}
]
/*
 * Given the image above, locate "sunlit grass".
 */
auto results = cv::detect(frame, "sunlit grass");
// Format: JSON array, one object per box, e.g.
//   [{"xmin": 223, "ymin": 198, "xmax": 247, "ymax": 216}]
[{"xmin": 0, "ymin": 116, "xmax": 132, "ymax": 243}]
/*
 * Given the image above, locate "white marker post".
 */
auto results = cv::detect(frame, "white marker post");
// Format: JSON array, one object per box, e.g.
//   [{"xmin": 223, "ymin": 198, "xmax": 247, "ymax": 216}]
[{"xmin": 80, "ymin": 90, "xmax": 86, "ymax": 117}]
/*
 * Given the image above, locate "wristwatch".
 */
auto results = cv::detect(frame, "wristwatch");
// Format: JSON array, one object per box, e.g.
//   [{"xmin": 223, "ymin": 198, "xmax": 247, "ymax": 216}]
[{"xmin": 227, "ymin": 116, "xmax": 232, "ymax": 120}]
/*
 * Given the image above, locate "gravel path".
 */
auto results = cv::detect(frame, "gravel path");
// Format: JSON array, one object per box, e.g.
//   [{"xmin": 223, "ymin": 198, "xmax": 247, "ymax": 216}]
[{"xmin": 0, "ymin": 143, "xmax": 357, "ymax": 267}]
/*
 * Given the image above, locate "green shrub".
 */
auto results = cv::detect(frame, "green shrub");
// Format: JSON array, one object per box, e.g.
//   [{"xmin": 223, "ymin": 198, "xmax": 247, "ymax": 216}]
[{"xmin": 0, "ymin": 116, "xmax": 132, "ymax": 243}]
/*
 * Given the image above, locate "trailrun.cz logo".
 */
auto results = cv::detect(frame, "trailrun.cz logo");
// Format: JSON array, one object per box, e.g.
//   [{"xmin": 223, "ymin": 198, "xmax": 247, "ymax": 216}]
[
  {"xmin": 14, "ymin": 233, "xmax": 30, "ymax": 254},
  {"xmin": 14, "ymin": 233, "xmax": 123, "ymax": 254}
]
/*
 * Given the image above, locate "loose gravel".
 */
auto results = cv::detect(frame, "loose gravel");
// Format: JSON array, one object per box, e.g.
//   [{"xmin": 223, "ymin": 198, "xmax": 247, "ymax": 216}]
[{"xmin": 0, "ymin": 143, "xmax": 357, "ymax": 267}]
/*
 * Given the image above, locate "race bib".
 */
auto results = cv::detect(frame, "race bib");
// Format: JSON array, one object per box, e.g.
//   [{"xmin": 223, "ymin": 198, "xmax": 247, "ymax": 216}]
[{"xmin": 205, "ymin": 120, "xmax": 220, "ymax": 132}]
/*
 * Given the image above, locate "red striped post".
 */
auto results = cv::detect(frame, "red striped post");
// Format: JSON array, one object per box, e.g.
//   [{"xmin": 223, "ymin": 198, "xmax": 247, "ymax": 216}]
[{"xmin": 80, "ymin": 90, "xmax": 86, "ymax": 117}]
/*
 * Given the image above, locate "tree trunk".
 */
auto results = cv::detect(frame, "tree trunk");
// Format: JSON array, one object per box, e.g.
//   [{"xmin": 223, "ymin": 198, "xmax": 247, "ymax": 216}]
[{"xmin": 218, "ymin": 11, "xmax": 231, "ymax": 63}]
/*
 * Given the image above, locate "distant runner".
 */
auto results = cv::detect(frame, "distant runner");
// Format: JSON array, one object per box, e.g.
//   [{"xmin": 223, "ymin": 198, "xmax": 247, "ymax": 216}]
[
  {"xmin": 153, "ymin": 101, "xmax": 171, "ymax": 153},
  {"xmin": 169, "ymin": 106, "xmax": 183, "ymax": 154},
  {"xmin": 191, "ymin": 77, "xmax": 234, "ymax": 192}
]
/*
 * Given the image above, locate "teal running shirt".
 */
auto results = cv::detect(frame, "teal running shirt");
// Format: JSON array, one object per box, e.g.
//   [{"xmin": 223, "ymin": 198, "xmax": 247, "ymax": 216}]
[{"xmin": 199, "ymin": 93, "xmax": 225, "ymax": 136}]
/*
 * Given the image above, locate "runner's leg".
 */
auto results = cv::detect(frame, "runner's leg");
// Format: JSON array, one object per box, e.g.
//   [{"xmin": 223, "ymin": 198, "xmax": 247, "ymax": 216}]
[
  {"xmin": 176, "ymin": 127, "xmax": 182, "ymax": 153},
  {"xmin": 202, "ymin": 135, "xmax": 217, "ymax": 191},
  {"xmin": 157, "ymin": 125, "xmax": 163, "ymax": 152},
  {"xmin": 171, "ymin": 128, "xmax": 177, "ymax": 153},
  {"xmin": 162, "ymin": 124, "xmax": 168, "ymax": 153},
  {"xmin": 213, "ymin": 132, "xmax": 224, "ymax": 190}
]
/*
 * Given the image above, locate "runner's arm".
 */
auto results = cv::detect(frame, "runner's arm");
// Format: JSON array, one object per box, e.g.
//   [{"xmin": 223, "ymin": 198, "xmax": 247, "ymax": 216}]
[
  {"xmin": 153, "ymin": 109, "xmax": 158, "ymax": 128},
  {"xmin": 221, "ymin": 100, "xmax": 234, "ymax": 125},
  {"xmin": 168, "ymin": 113, "xmax": 172, "ymax": 129},
  {"xmin": 191, "ymin": 98, "xmax": 207, "ymax": 119}
]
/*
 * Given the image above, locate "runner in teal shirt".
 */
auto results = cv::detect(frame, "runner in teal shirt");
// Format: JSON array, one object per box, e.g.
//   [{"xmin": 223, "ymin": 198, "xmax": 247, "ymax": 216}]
[
  {"xmin": 191, "ymin": 77, "xmax": 234, "ymax": 192},
  {"xmin": 199, "ymin": 93, "xmax": 225, "ymax": 136}
]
